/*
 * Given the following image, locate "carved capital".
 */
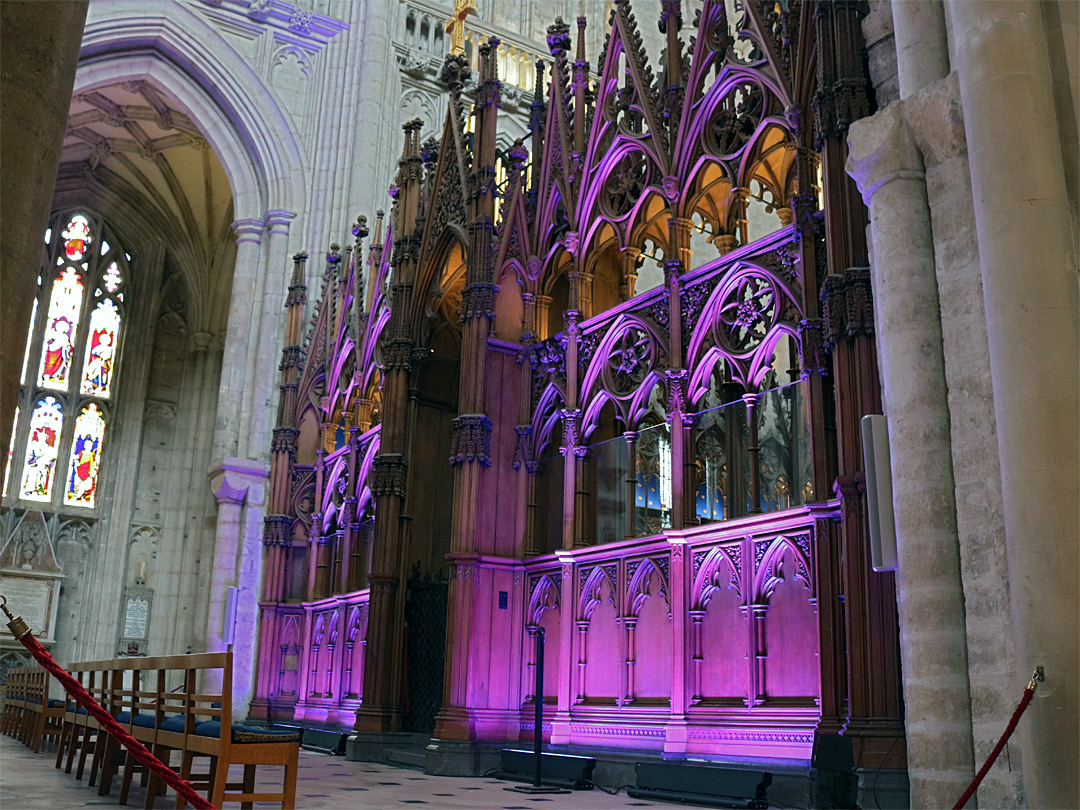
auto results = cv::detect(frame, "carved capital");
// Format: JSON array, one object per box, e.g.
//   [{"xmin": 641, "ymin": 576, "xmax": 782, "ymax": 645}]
[
  {"xmin": 845, "ymin": 103, "xmax": 924, "ymax": 206},
  {"xmin": 461, "ymin": 283, "xmax": 497, "ymax": 322},
  {"xmin": 820, "ymin": 267, "xmax": 875, "ymax": 348},
  {"xmin": 383, "ymin": 338, "xmax": 415, "ymax": 372},
  {"xmin": 271, "ymin": 426, "xmax": 299, "ymax": 455},
  {"xmin": 371, "ymin": 454, "xmax": 409, "ymax": 498},
  {"xmin": 559, "ymin": 408, "xmax": 584, "ymax": 457},
  {"xmin": 263, "ymin": 514, "xmax": 292, "ymax": 546},
  {"xmin": 449, "ymin": 414, "xmax": 493, "ymax": 467},
  {"xmin": 512, "ymin": 424, "xmax": 534, "ymax": 471},
  {"xmin": 798, "ymin": 319, "xmax": 829, "ymax": 379}
]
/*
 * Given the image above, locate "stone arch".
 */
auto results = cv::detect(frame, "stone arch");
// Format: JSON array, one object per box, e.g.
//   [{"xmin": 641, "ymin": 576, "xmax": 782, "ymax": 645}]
[{"xmin": 76, "ymin": 3, "xmax": 305, "ymax": 221}]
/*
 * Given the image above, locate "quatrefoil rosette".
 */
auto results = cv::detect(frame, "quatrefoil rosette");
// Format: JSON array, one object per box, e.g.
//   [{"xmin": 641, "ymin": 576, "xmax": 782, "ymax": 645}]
[
  {"xmin": 687, "ymin": 264, "xmax": 798, "ymax": 395},
  {"xmin": 601, "ymin": 324, "xmax": 658, "ymax": 397},
  {"xmin": 581, "ymin": 318, "xmax": 667, "ymax": 430},
  {"xmin": 713, "ymin": 270, "xmax": 779, "ymax": 355}
]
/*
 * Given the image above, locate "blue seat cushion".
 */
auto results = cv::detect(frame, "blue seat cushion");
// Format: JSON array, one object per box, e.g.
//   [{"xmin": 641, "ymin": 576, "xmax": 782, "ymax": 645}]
[
  {"xmin": 160, "ymin": 715, "xmax": 187, "ymax": 733},
  {"xmin": 115, "ymin": 711, "xmax": 183, "ymax": 729},
  {"xmin": 194, "ymin": 721, "xmax": 301, "ymax": 744},
  {"xmin": 48, "ymin": 698, "xmax": 66, "ymax": 708}
]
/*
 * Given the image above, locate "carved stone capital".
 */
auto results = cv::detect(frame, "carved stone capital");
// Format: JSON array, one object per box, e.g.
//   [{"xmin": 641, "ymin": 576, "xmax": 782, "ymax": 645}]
[{"xmin": 846, "ymin": 103, "xmax": 924, "ymax": 206}]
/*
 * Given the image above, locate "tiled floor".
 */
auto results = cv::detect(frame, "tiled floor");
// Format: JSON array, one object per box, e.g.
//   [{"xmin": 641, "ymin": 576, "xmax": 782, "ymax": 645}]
[{"xmin": 0, "ymin": 733, "xmax": 667, "ymax": 810}]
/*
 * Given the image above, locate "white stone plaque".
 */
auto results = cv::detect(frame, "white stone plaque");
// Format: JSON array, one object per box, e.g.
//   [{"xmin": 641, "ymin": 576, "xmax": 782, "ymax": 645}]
[
  {"xmin": 0, "ymin": 576, "xmax": 50, "ymax": 636},
  {"xmin": 123, "ymin": 596, "xmax": 150, "ymax": 639}
]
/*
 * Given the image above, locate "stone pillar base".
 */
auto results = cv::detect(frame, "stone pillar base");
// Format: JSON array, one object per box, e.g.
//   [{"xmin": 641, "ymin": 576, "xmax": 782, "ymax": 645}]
[
  {"xmin": 423, "ymin": 737, "xmax": 507, "ymax": 776},
  {"xmin": 346, "ymin": 731, "xmax": 425, "ymax": 762}
]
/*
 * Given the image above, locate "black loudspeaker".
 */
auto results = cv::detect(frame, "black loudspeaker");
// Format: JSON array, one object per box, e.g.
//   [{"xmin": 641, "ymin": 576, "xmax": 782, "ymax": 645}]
[
  {"xmin": 810, "ymin": 734, "xmax": 858, "ymax": 809},
  {"xmin": 284, "ymin": 726, "xmax": 347, "ymax": 755},
  {"xmin": 498, "ymin": 749, "xmax": 596, "ymax": 789},
  {"xmin": 628, "ymin": 762, "xmax": 772, "ymax": 809}
]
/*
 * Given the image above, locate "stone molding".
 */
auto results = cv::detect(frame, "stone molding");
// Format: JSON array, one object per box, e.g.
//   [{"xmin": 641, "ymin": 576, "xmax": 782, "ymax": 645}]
[{"xmin": 845, "ymin": 102, "xmax": 925, "ymax": 205}]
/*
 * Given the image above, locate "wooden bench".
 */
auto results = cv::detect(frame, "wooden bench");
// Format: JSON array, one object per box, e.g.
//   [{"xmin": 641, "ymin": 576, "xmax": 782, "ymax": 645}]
[
  {"xmin": 2, "ymin": 663, "xmax": 64, "ymax": 751},
  {"xmin": 68, "ymin": 652, "xmax": 299, "ymax": 809}
]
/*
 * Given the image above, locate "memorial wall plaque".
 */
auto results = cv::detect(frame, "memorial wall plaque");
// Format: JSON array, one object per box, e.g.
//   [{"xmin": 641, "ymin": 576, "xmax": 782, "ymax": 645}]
[
  {"xmin": 0, "ymin": 510, "xmax": 65, "ymax": 648},
  {"xmin": 0, "ymin": 576, "xmax": 50, "ymax": 636},
  {"xmin": 118, "ymin": 585, "xmax": 153, "ymax": 656}
]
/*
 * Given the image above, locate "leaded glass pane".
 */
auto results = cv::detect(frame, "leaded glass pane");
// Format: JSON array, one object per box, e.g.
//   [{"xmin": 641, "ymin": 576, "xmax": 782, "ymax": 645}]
[
  {"xmin": 38, "ymin": 266, "xmax": 84, "ymax": 390},
  {"xmin": 102, "ymin": 261, "xmax": 121, "ymax": 293},
  {"xmin": 65, "ymin": 404, "xmax": 106, "ymax": 507},
  {"xmin": 20, "ymin": 397, "xmax": 64, "ymax": 501},
  {"xmin": 81, "ymin": 299, "xmax": 120, "ymax": 398},
  {"xmin": 62, "ymin": 214, "xmax": 91, "ymax": 261}
]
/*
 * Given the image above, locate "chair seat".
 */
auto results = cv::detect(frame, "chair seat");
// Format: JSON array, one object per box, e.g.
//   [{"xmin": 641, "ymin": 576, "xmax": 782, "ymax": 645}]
[
  {"xmin": 194, "ymin": 721, "xmax": 302, "ymax": 744},
  {"xmin": 160, "ymin": 714, "xmax": 187, "ymax": 733},
  {"xmin": 48, "ymin": 698, "xmax": 66, "ymax": 708},
  {"xmin": 115, "ymin": 712, "xmax": 183, "ymax": 730}
]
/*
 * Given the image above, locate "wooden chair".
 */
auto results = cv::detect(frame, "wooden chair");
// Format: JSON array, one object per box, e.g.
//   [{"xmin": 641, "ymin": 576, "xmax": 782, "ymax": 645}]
[{"xmin": 65, "ymin": 652, "xmax": 299, "ymax": 809}]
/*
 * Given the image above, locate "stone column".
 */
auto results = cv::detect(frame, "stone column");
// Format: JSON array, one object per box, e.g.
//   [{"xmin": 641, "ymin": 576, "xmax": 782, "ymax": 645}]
[
  {"xmin": 0, "ymin": 0, "xmax": 88, "ymax": 492},
  {"xmin": 243, "ymin": 210, "xmax": 294, "ymax": 459},
  {"xmin": 947, "ymin": 3, "xmax": 1079, "ymax": 807},
  {"xmin": 891, "ymin": 1, "xmax": 949, "ymax": 99},
  {"xmin": 847, "ymin": 104, "xmax": 975, "ymax": 807},
  {"xmin": 214, "ymin": 219, "xmax": 264, "ymax": 460},
  {"xmin": 204, "ymin": 458, "xmax": 269, "ymax": 715},
  {"xmin": 906, "ymin": 72, "xmax": 1021, "ymax": 807}
]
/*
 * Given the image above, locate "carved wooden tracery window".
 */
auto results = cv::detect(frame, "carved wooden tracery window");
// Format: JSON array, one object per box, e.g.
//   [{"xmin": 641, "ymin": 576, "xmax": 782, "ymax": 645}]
[{"xmin": 4, "ymin": 212, "xmax": 129, "ymax": 512}]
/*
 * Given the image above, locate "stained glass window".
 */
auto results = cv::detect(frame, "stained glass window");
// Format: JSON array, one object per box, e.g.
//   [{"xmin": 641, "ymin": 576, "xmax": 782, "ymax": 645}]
[
  {"xmin": 7, "ymin": 211, "xmax": 130, "ymax": 510},
  {"xmin": 63, "ymin": 214, "xmax": 91, "ymax": 261},
  {"xmin": 65, "ymin": 404, "xmax": 105, "ymax": 507},
  {"xmin": 20, "ymin": 298, "xmax": 37, "ymax": 385},
  {"xmin": 81, "ymin": 299, "xmax": 120, "ymax": 397},
  {"xmin": 3, "ymin": 407, "xmax": 18, "ymax": 498},
  {"xmin": 20, "ymin": 397, "xmax": 64, "ymax": 502},
  {"xmin": 38, "ymin": 266, "xmax": 84, "ymax": 390},
  {"xmin": 102, "ymin": 261, "xmax": 121, "ymax": 293}
]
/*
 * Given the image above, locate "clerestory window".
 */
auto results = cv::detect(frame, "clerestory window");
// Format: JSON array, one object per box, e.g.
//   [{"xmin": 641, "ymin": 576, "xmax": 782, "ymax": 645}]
[{"xmin": 3, "ymin": 212, "xmax": 129, "ymax": 511}]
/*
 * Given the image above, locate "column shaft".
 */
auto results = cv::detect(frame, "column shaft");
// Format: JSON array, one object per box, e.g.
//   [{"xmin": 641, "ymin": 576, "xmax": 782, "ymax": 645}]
[
  {"xmin": 948, "ymin": 3, "xmax": 1079, "ymax": 806},
  {"xmin": 847, "ymin": 105, "xmax": 975, "ymax": 807}
]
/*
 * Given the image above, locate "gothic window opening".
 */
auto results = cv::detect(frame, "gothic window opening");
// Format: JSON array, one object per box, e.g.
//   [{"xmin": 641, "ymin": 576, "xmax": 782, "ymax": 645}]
[
  {"xmin": 635, "ymin": 418, "xmax": 672, "ymax": 535},
  {"xmin": 4, "ymin": 211, "xmax": 130, "ymax": 513}
]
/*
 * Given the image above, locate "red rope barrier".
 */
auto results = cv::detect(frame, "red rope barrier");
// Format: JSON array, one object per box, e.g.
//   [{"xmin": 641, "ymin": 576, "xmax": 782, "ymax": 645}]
[
  {"xmin": 2, "ymin": 598, "xmax": 215, "ymax": 810},
  {"xmin": 953, "ymin": 669, "xmax": 1041, "ymax": 810}
]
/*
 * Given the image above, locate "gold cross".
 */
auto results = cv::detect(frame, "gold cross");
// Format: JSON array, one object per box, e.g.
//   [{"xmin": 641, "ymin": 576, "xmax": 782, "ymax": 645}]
[{"xmin": 445, "ymin": 0, "xmax": 477, "ymax": 56}]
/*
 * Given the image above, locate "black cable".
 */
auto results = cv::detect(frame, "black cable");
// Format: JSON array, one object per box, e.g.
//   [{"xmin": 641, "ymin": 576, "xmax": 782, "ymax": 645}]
[
  {"xmin": 872, "ymin": 734, "xmax": 901, "ymax": 810},
  {"xmin": 582, "ymin": 780, "xmax": 636, "ymax": 795}
]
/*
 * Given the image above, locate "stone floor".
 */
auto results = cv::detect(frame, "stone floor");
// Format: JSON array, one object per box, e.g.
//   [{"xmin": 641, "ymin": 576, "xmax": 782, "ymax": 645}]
[{"xmin": 0, "ymin": 733, "xmax": 677, "ymax": 810}]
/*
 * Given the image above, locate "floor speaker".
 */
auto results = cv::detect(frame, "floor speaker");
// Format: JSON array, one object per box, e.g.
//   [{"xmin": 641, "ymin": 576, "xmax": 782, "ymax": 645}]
[
  {"xmin": 628, "ymin": 762, "xmax": 772, "ymax": 809},
  {"xmin": 497, "ymin": 749, "xmax": 596, "ymax": 789}
]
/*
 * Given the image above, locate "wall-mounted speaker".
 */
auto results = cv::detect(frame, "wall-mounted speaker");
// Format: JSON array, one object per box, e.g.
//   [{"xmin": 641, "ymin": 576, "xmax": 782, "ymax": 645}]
[{"xmin": 861, "ymin": 414, "xmax": 898, "ymax": 572}]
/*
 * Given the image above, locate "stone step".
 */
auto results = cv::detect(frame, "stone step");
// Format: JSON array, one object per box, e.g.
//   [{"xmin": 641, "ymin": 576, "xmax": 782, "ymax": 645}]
[{"xmin": 383, "ymin": 747, "xmax": 427, "ymax": 769}]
